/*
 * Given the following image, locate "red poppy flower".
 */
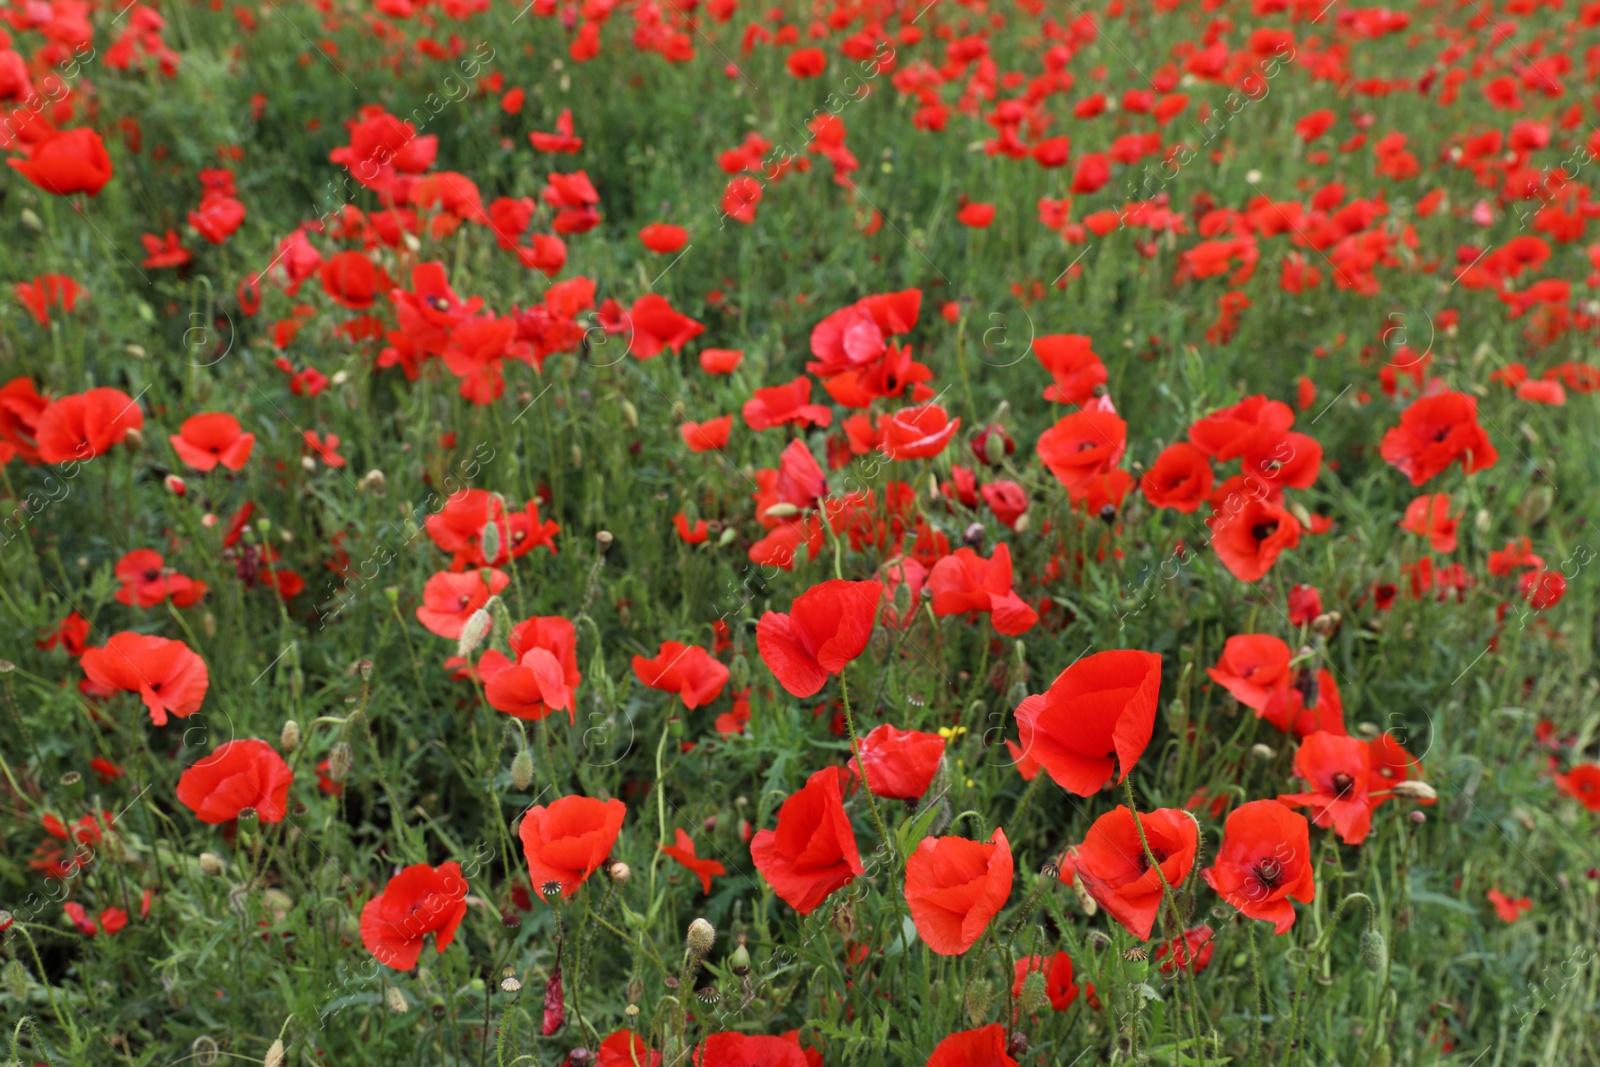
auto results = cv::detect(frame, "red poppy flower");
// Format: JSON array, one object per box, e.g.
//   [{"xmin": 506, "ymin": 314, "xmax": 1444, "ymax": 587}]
[
  {"xmin": 628, "ymin": 294, "xmax": 705, "ymax": 359},
  {"xmin": 681, "ymin": 415, "xmax": 733, "ymax": 453},
  {"xmin": 1260, "ymin": 667, "xmax": 1345, "ymax": 738},
  {"xmin": 980, "ymin": 481, "xmax": 1028, "ymax": 528},
  {"xmin": 698, "ymin": 1033, "xmax": 809, "ymax": 1067},
  {"xmin": 518, "ymin": 795, "xmax": 626, "ymax": 900},
  {"xmin": 415, "ymin": 568, "xmax": 510, "ymax": 639},
  {"xmin": 1287, "ymin": 584, "xmax": 1322, "ymax": 625},
  {"xmin": 1555, "ymin": 763, "xmax": 1600, "ymax": 811},
  {"xmin": 923, "ymin": 1024, "xmax": 1019, "ymax": 1067},
  {"xmin": 1202, "ymin": 799, "xmax": 1315, "ymax": 933},
  {"xmin": 1140, "ymin": 442, "xmax": 1214, "ymax": 512},
  {"xmin": 80, "ymin": 632, "xmax": 209, "ymax": 726},
  {"xmin": 1380, "ymin": 391, "xmax": 1498, "ymax": 485},
  {"xmin": 424, "ymin": 489, "xmax": 560, "ymax": 569},
  {"xmin": 1399, "ymin": 493, "xmax": 1458, "ymax": 552},
  {"xmin": 1069, "ymin": 806, "xmax": 1197, "ymax": 940},
  {"xmin": 360, "ymin": 862, "xmax": 469, "ymax": 970},
  {"xmin": 660, "ymin": 828, "xmax": 726, "ymax": 894},
  {"xmin": 1012, "ymin": 952, "xmax": 1079, "ymax": 1010},
  {"xmin": 631, "ymin": 641, "xmax": 729, "ymax": 709},
  {"xmin": 175, "ymin": 739, "xmax": 292, "ymax": 823},
  {"xmin": 170, "ymin": 412, "xmax": 254, "ymax": 472},
  {"xmin": 905, "ymin": 827, "xmax": 1013, "ymax": 955},
  {"xmin": 1277, "ymin": 731, "xmax": 1375, "ymax": 845},
  {"xmin": 639, "ymin": 222, "xmax": 689, "ymax": 254},
  {"xmin": 1207, "ymin": 634, "xmax": 1290, "ymax": 713},
  {"xmin": 881, "ymin": 403, "xmax": 960, "ymax": 460},
  {"xmin": 956, "ymin": 201, "xmax": 995, "ymax": 228},
  {"xmin": 479, "ymin": 616, "xmax": 582, "ymax": 722},
  {"xmin": 1014, "ymin": 649, "xmax": 1161, "ymax": 796},
  {"xmin": 320, "ymin": 251, "xmax": 382, "ymax": 310},
  {"xmin": 1033, "ymin": 334, "xmax": 1106, "ymax": 405},
  {"xmin": 1207, "ymin": 498, "xmax": 1301, "ymax": 583},
  {"xmin": 587, "ymin": 1031, "xmax": 661, "ymax": 1067},
  {"xmin": 1519, "ymin": 568, "xmax": 1567, "ymax": 611},
  {"xmin": 114, "ymin": 549, "xmax": 207, "ymax": 608},
  {"xmin": 14, "ymin": 274, "xmax": 87, "ymax": 326},
  {"xmin": 8, "ymin": 127, "xmax": 114, "ymax": 197},
  {"xmin": 1037, "ymin": 409, "xmax": 1127, "ymax": 500},
  {"xmin": 848, "ymin": 724, "xmax": 945, "ymax": 801},
  {"xmin": 1190, "ymin": 396, "xmax": 1296, "ymax": 461},
  {"xmin": 743, "ymin": 377, "xmax": 833, "ymax": 431},
  {"xmin": 1154, "ymin": 925, "xmax": 1215, "ymax": 974},
  {"xmin": 700, "ymin": 348, "xmax": 743, "ymax": 374},
  {"xmin": 34, "ymin": 387, "xmax": 144, "ymax": 464},
  {"xmin": 774, "ymin": 438, "xmax": 827, "ymax": 511},
  {"xmin": 750, "ymin": 768, "xmax": 863, "ymax": 914},
  {"xmin": 756, "ymin": 579, "xmax": 882, "ymax": 697},
  {"xmin": 1486, "ymin": 888, "xmax": 1533, "ymax": 923},
  {"xmin": 785, "ymin": 46, "xmax": 827, "ymax": 78},
  {"xmin": 38, "ymin": 612, "xmax": 91, "ymax": 656},
  {"xmin": 926, "ymin": 543, "xmax": 1038, "ymax": 636},
  {"xmin": 529, "ymin": 108, "xmax": 582, "ymax": 153},
  {"xmin": 302, "ymin": 430, "xmax": 346, "ymax": 467}
]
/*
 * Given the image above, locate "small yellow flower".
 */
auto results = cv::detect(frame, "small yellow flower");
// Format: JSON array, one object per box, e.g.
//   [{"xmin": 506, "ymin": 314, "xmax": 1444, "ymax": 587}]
[{"xmin": 937, "ymin": 725, "xmax": 968, "ymax": 741}]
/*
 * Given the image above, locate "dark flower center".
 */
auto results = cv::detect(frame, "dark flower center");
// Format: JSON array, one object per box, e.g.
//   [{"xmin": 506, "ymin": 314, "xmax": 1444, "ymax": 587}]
[
  {"xmin": 1254, "ymin": 858, "xmax": 1282, "ymax": 888},
  {"xmin": 1251, "ymin": 522, "xmax": 1278, "ymax": 542},
  {"xmin": 1331, "ymin": 772, "xmax": 1355, "ymax": 794}
]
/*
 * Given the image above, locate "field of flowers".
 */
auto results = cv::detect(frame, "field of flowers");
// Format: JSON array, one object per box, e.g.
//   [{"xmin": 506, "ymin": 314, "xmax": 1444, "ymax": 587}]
[{"xmin": 2, "ymin": 0, "xmax": 1599, "ymax": 1063}]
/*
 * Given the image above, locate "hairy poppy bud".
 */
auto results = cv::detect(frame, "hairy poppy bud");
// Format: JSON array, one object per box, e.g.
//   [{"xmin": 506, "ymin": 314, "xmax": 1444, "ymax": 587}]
[
  {"xmin": 125, "ymin": 343, "xmax": 148, "ymax": 360},
  {"xmin": 386, "ymin": 986, "xmax": 409, "ymax": 1013},
  {"xmin": 4, "ymin": 958, "xmax": 28, "ymax": 1000},
  {"xmin": 328, "ymin": 742, "xmax": 353, "ymax": 783},
  {"xmin": 457, "ymin": 606, "xmax": 493, "ymax": 659},
  {"xmin": 729, "ymin": 653, "xmax": 750, "ymax": 692},
  {"xmin": 686, "ymin": 917, "xmax": 716, "ymax": 957},
  {"xmin": 1007, "ymin": 1032, "xmax": 1029, "ymax": 1059},
  {"xmin": 963, "ymin": 978, "xmax": 996, "ymax": 1027},
  {"xmin": 480, "ymin": 519, "xmax": 503, "ymax": 564},
  {"xmin": 764, "ymin": 502, "xmax": 800, "ymax": 520},
  {"xmin": 1013, "ymin": 512, "xmax": 1030, "ymax": 534},
  {"xmin": 20, "ymin": 207, "xmax": 42, "ymax": 232},
  {"xmin": 280, "ymin": 720, "xmax": 301, "ymax": 753},
  {"xmin": 608, "ymin": 861, "xmax": 631, "ymax": 883},
  {"xmin": 511, "ymin": 749, "xmax": 536, "ymax": 792},
  {"xmin": 1018, "ymin": 970, "xmax": 1050, "ymax": 1014},
  {"xmin": 1165, "ymin": 699, "xmax": 1187, "ymax": 733},
  {"xmin": 717, "ymin": 525, "xmax": 738, "ymax": 547},
  {"xmin": 1359, "ymin": 928, "xmax": 1387, "ymax": 974},
  {"xmin": 360, "ymin": 468, "xmax": 386, "ymax": 493},
  {"xmin": 1391, "ymin": 780, "xmax": 1436, "ymax": 801},
  {"xmin": 571, "ymin": 443, "xmax": 583, "ymax": 468},
  {"xmin": 264, "ymin": 1040, "xmax": 285, "ymax": 1067},
  {"xmin": 198, "ymin": 852, "xmax": 226, "ymax": 877},
  {"xmin": 123, "ymin": 427, "xmax": 144, "ymax": 452},
  {"xmin": 621, "ymin": 399, "xmax": 639, "ymax": 428},
  {"xmin": 1250, "ymin": 743, "xmax": 1276, "ymax": 761},
  {"xmin": 984, "ymin": 428, "xmax": 1009, "ymax": 467}
]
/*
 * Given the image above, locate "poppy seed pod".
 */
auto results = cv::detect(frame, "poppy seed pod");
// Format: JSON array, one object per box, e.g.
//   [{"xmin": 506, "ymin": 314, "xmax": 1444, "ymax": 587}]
[{"xmin": 608, "ymin": 861, "xmax": 631, "ymax": 882}]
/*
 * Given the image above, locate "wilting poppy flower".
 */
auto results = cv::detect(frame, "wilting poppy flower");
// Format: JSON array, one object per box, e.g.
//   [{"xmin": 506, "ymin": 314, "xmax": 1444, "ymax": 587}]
[
  {"xmin": 927, "ymin": 543, "xmax": 1038, "ymax": 635},
  {"xmin": 1014, "ymin": 649, "xmax": 1162, "ymax": 795},
  {"xmin": 756, "ymin": 579, "xmax": 882, "ymax": 697},
  {"xmin": 415, "ymin": 568, "xmax": 510, "ymax": 639},
  {"xmin": 660, "ymin": 828, "xmax": 726, "ymax": 894},
  {"xmin": 170, "ymin": 412, "xmax": 254, "ymax": 471},
  {"xmin": 175, "ymin": 739, "xmax": 292, "ymax": 823},
  {"xmin": 924, "ymin": 1025, "xmax": 1019, "ymax": 1067},
  {"xmin": 1202, "ymin": 800, "xmax": 1315, "ymax": 933},
  {"xmin": 479, "ymin": 616, "xmax": 582, "ymax": 722},
  {"xmin": 848, "ymin": 724, "xmax": 944, "ymax": 801},
  {"xmin": 1207, "ymin": 634, "xmax": 1290, "ymax": 713},
  {"xmin": 638, "ymin": 222, "xmax": 689, "ymax": 254},
  {"xmin": 1154, "ymin": 926, "xmax": 1216, "ymax": 974},
  {"xmin": 881, "ymin": 404, "xmax": 960, "ymax": 460},
  {"xmin": 1399, "ymin": 494, "xmax": 1458, "ymax": 552},
  {"xmin": 1070, "ymin": 807, "xmax": 1197, "ymax": 940},
  {"xmin": 518, "ymin": 795, "xmax": 626, "ymax": 900},
  {"xmin": 1380, "ymin": 391, "xmax": 1498, "ymax": 485},
  {"xmin": 905, "ymin": 828, "xmax": 1013, "ymax": 955},
  {"xmin": 1012, "ymin": 952, "xmax": 1079, "ymax": 1010},
  {"xmin": 114, "ymin": 549, "xmax": 207, "ymax": 608},
  {"xmin": 681, "ymin": 415, "xmax": 733, "ymax": 453},
  {"xmin": 1208, "ymin": 498, "xmax": 1301, "ymax": 583},
  {"xmin": 1140, "ymin": 442, "xmax": 1214, "ymax": 512},
  {"xmin": 631, "ymin": 641, "xmax": 729, "ymax": 709},
  {"xmin": 1037, "ymin": 409, "xmax": 1127, "ymax": 500},
  {"xmin": 34, "ymin": 387, "xmax": 144, "ymax": 464},
  {"xmin": 360, "ymin": 862, "xmax": 469, "ymax": 970},
  {"xmin": 1555, "ymin": 763, "xmax": 1600, "ymax": 811},
  {"xmin": 81, "ymin": 632, "xmax": 209, "ymax": 726},
  {"xmin": 1277, "ymin": 732, "xmax": 1375, "ymax": 844},
  {"xmin": 8, "ymin": 127, "xmax": 113, "ymax": 197},
  {"xmin": 750, "ymin": 767, "xmax": 863, "ymax": 914},
  {"xmin": 698, "ymin": 1033, "xmax": 809, "ymax": 1067}
]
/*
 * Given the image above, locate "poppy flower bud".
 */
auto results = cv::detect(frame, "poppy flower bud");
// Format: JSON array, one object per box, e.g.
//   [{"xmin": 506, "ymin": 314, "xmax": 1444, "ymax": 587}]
[
  {"xmin": 1018, "ymin": 969, "xmax": 1050, "ymax": 1015},
  {"xmin": 1409, "ymin": 810, "xmax": 1427, "ymax": 824},
  {"xmin": 963, "ymin": 978, "xmax": 997, "ymax": 1027},
  {"xmin": 165, "ymin": 474, "xmax": 187, "ymax": 496},
  {"xmin": 1359, "ymin": 928, "xmax": 1387, "ymax": 973},
  {"xmin": 984, "ymin": 428, "xmax": 1010, "ymax": 467},
  {"xmin": 963, "ymin": 523, "xmax": 986, "ymax": 549},
  {"xmin": 328, "ymin": 742, "xmax": 353, "ymax": 783},
  {"xmin": 927, "ymin": 472, "xmax": 940, "ymax": 502},
  {"xmin": 511, "ymin": 748, "xmax": 536, "ymax": 791},
  {"xmin": 1311, "ymin": 611, "xmax": 1340, "ymax": 636},
  {"xmin": 123, "ymin": 427, "xmax": 144, "ymax": 452},
  {"xmin": 386, "ymin": 986, "xmax": 410, "ymax": 1013},
  {"xmin": 686, "ymin": 917, "xmax": 716, "ymax": 957},
  {"xmin": 384, "ymin": 586, "xmax": 399, "ymax": 604},
  {"xmin": 264, "ymin": 1040, "xmax": 285, "ymax": 1067},
  {"xmin": 280, "ymin": 720, "xmax": 301, "ymax": 753},
  {"xmin": 764, "ymin": 502, "xmax": 800, "ymax": 520},
  {"xmin": 717, "ymin": 525, "xmax": 737, "ymax": 547},
  {"xmin": 729, "ymin": 653, "xmax": 749, "ymax": 691},
  {"xmin": 501, "ymin": 975, "xmax": 522, "ymax": 993},
  {"xmin": 20, "ymin": 208, "xmax": 42, "ymax": 232},
  {"xmin": 1520, "ymin": 486, "xmax": 1553, "ymax": 525},
  {"xmin": 126, "ymin": 343, "xmax": 148, "ymax": 360},
  {"xmin": 1250, "ymin": 743, "xmax": 1276, "ymax": 761},
  {"xmin": 360, "ymin": 469, "xmax": 386, "ymax": 494},
  {"xmin": 1007, "ymin": 1032, "xmax": 1030, "ymax": 1059},
  {"xmin": 1165, "ymin": 698, "xmax": 1187, "ymax": 733},
  {"xmin": 480, "ymin": 519, "xmax": 503, "ymax": 564},
  {"xmin": 1474, "ymin": 508, "xmax": 1491, "ymax": 536},
  {"xmin": 456, "ymin": 606, "xmax": 493, "ymax": 658},
  {"xmin": 203, "ymin": 611, "xmax": 217, "ymax": 638},
  {"xmin": 3, "ymin": 958, "xmax": 26, "ymax": 1000},
  {"xmin": 1391, "ymin": 780, "xmax": 1437, "ymax": 801},
  {"xmin": 198, "ymin": 852, "xmax": 226, "ymax": 876},
  {"xmin": 358, "ymin": 659, "xmax": 373, "ymax": 680},
  {"xmin": 621, "ymin": 399, "xmax": 639, "ymax": 428},
  {"xmin": 608, "ymin": 861, "xmax": 631, "ymax": 883}
]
